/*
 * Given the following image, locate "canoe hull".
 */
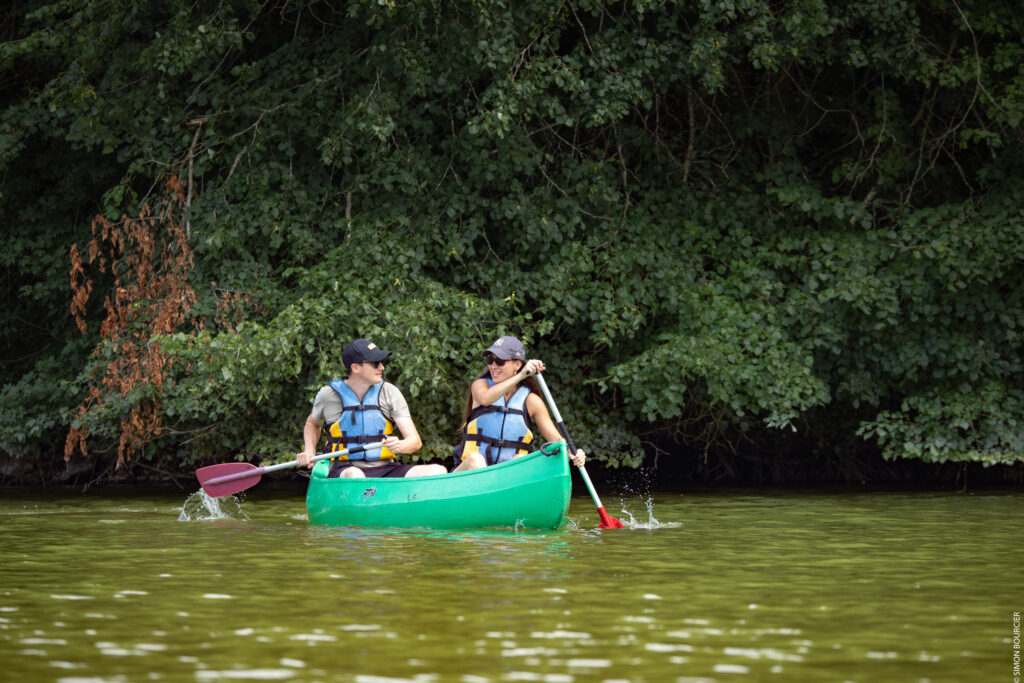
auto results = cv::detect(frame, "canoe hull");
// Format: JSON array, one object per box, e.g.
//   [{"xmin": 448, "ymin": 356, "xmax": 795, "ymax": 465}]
[{"xmin": 305, "ymin": 442, "xmax": 571, "ymax": 529}]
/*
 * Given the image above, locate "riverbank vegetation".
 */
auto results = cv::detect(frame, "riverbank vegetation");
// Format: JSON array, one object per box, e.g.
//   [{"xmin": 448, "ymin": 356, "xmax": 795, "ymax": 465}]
[{"xmin": 2, "ymin": 0, "xmax": 1022, "ymax": 486}]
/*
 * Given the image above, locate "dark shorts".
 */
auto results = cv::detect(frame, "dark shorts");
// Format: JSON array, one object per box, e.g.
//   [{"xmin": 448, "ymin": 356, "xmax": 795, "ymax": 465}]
[{"xmin": 328, "ymin": 461, "xmax": 417, "ymax": 478}]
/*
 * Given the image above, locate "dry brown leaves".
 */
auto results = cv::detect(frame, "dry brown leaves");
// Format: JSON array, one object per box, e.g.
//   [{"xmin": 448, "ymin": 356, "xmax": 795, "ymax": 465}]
[{"xmin": 65, "ymin": 177, "xmax": 200, "ymax": 468}]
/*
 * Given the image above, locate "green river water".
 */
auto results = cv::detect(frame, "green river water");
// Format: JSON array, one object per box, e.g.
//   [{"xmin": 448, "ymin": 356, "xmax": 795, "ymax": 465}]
[{"xmin": 1, "ymin": 483, "xmax": 1020, "ymax": 682}]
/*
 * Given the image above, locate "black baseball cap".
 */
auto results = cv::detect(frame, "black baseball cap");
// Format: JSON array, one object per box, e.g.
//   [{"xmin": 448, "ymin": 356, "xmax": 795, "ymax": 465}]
[{"xmin": 342, "ymin": 339, "xmax": 392, "ymax": 369}]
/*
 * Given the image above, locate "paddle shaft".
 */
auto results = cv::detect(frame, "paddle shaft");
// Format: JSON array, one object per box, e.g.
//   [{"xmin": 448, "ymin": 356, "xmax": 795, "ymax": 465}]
[
  {"xmin": 535, "ymin": 374, "xmax": 618, "ymax": 526},
  {"xmin": 202, "ymin": 442, "xmax": 386, "ymax": 487}
]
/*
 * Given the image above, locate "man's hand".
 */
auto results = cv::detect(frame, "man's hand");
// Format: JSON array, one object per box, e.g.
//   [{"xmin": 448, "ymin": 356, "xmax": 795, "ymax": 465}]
[
  {"xmin": 383, "ymin": 436, "xmax": 403, "ymax": 456},
  {"xmin": 296, "ymin": 449, "xmax": 316, "ymax": 469}
]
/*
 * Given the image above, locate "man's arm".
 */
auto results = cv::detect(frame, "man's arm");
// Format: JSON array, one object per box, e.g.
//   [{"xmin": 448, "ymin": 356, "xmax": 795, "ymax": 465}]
[
  {"xmin": 379, "ymin": 382, "xmax": 422, "ymax": 456},
  {"xmin": 297, "ymin": 415, "xmax": 321, "ymax": 468},
  {"xmin": 388, "ymin": 415, "xmax": 422, "ymax": 455}
]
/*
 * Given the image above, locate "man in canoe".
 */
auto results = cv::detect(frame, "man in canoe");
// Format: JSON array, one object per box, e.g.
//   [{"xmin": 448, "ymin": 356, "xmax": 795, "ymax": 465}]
[
  {"xmin": 451, "ymin": 335, "xmax": 587, "ymax": 471},
  {"xmin": 297, "ymin": 339, "xmax": 447, "ymax": 478}
]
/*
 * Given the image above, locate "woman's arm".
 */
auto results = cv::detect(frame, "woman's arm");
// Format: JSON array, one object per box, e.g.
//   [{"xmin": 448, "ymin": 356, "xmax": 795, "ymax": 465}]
[
  {"xmin": 471, "ymin": 359, "xmax": 545, "ymax": 407},
  {"xmin": 526, "ymin": 393, "xmax": 586, "ymax": 466}
]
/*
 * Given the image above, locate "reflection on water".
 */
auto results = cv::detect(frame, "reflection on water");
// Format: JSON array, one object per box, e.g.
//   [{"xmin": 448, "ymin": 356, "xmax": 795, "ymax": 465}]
[{"xmin": 0, "ymin": 487, "xmax": 1018, "ymax": 682}]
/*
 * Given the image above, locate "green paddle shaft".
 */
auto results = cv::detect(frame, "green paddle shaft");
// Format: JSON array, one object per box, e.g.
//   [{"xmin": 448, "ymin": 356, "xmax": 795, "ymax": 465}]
[{"xmin": 536, "ymin": 374, "xmax": 606, "ymax": 511}]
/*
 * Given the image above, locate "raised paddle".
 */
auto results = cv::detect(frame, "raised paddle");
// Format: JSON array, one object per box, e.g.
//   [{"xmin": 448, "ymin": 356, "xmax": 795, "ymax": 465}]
[
  {"xmin": 195, "ymin": 442, "xmax": 386, "ymax": 498},
  {"xmin": 535, "ymin": 373, "xmax": 625, "ymax": 529}
]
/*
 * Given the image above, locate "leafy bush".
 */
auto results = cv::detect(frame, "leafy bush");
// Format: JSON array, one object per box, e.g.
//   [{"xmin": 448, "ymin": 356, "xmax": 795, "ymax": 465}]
[{"xmin": 2, "ymin": 0, "xmax": 1022, "ymax": 475}]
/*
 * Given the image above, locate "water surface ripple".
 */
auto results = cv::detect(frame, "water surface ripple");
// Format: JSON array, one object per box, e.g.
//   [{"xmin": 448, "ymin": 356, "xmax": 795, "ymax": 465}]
[{"xmin": 0, "ymin": 487, "xmax": 1018, "ymax": 681}]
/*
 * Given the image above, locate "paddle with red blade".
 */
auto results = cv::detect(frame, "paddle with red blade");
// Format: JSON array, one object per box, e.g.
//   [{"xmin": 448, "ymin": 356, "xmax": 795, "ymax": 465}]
[
  {"xmin": 195, "ymin": 442, "xmax": 386, "ymax": 498},
  {"xmin": 535, "ymin": 373, "xmax": 625, "ymax": 529}
]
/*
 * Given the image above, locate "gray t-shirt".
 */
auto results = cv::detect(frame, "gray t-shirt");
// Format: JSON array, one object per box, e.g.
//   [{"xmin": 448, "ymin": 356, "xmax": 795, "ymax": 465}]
[
  {"xmin": 311, "ymin": 380, "xmax": 410, "ymax": 424},
  {"xmin": 311, "ymin": 381, "xmax": 411, "ymax": 467}
]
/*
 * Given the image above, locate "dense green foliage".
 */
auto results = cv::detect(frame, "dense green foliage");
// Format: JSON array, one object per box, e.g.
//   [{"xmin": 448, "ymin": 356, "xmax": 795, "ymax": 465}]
[{"xmin": 1, "ymin": 0, "xmax": 1022, "ymax": 478}]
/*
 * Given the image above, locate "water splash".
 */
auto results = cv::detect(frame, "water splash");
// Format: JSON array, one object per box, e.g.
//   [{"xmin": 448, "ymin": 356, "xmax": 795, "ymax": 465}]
[
  {"xmin": 178, "ymin": 490, "xmax": 248, "ymax": 521},
  {"xmin": 594, "ymin": 467, "xmax": 683, "ymax": 530},
  {"xmin": 615, "ymin": 495, "xmax": 683, "ymax": 530}
]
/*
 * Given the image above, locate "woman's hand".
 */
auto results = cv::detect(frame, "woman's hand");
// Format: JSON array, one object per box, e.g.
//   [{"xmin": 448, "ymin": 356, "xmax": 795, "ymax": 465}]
[
  {"xmin": 520, "ymin": 358, "xmax": 546, "ymax": 377},
  {"xmin": 569, "ymin": 447, "xmax": 587, "ymax": 467}
]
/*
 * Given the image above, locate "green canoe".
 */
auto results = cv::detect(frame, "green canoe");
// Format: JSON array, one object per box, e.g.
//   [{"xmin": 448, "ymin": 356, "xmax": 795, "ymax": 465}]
[{"xmin": 305, "ymin": 441, "xmax": 571, "ymax": 529}]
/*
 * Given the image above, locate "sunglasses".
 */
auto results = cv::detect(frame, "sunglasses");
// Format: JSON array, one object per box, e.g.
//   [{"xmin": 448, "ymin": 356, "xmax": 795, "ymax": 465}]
[
  {"xmin": 484, "ymin": 354, "xmax": 512, "ymax": 367},
  {"xmin": 359, "ymin": 361, "xmax": 386, "ymax": 369}
]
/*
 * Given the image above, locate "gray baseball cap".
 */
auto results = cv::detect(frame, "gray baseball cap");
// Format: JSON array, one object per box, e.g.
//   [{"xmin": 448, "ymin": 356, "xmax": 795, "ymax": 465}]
[{"xmin": 482, "ymin": 335, "xmax": 526, "ymax": 360}]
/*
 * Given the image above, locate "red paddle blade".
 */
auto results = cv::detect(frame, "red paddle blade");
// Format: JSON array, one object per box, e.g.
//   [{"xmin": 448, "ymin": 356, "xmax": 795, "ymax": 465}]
[
  {"xmin": 597, "ymin": 506, "xmax": 625, "ymax": 529},
  {"xmin": 195, "ymin": 462, "xmax": 261, "ymax": 498}
]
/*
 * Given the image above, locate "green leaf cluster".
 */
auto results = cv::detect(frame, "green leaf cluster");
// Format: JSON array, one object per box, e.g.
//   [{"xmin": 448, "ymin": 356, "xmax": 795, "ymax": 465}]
[{"xmin": 2, "ymin": 0, "xmax": 1023, "ymax": 475}]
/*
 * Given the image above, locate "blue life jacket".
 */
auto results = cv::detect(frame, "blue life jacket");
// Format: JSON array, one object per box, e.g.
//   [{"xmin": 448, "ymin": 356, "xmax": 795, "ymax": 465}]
[
  {"xmin": 324, "ymin": 379, "xmax": 394, "ymax": 462},
  {"xmin": 454, "ymin": 378, "xmax": 534, "ymax": 466}
]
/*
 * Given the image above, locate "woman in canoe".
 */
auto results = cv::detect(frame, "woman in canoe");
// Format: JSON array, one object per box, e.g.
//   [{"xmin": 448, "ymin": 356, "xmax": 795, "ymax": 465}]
[{"xmin": 451, "ymin": 335, "xmax": 586, "ymax": 471}]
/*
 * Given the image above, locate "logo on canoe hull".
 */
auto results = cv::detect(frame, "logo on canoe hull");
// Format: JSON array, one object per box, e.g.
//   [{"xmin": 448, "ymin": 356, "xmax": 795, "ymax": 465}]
[{"xmin": 363, "ymin": 486, "xmax": 376, "ymax": 498}]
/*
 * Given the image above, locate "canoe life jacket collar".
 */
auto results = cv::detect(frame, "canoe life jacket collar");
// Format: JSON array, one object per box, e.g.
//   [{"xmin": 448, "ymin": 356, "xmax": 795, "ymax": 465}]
[
  {"xmin": 454, "ymin": 379, "xmax": 534, "ymax": 466},
  {"xmin": 325, "ymin": 379, "xmax": 394, "ymax": 462}
]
